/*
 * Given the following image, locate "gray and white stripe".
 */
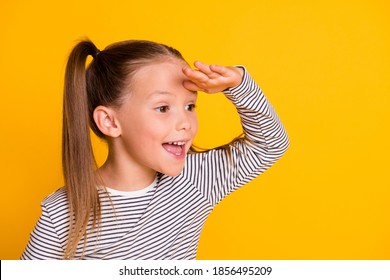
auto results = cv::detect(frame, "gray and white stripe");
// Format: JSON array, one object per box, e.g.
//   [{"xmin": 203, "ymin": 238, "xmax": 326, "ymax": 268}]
[{"xmin": 21, "ymin": 68, "xmax": 289, "ymax": 260}]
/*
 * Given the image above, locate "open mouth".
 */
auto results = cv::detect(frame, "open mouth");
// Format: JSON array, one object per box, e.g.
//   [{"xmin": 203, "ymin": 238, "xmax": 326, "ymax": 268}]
[{"xmin": 162, "ymin": 141, "xmax": 187, "ymax": 157}]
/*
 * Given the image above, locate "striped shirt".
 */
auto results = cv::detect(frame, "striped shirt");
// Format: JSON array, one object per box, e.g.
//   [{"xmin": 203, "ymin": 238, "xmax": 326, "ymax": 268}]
[{"xmin": 21, "ymin": 68, "xmax": 289, "ymax": 259}]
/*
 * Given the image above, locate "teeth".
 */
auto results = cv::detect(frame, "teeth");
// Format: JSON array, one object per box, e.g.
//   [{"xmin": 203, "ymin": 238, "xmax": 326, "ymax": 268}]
[{"xmin": 168, "ymin": 141, "xmax": 186, "ymax": 145}]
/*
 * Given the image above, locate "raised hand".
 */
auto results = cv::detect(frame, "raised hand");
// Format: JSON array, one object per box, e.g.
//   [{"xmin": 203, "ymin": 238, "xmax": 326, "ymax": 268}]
[{"xmin": 182, "ymin": 61, "xmax": 244, "ymax": 94}]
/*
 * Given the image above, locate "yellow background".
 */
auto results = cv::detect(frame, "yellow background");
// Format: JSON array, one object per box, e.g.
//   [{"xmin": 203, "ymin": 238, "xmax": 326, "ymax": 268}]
[{"xmin": 1, "ymin": 0, "xmax": 389, "ymax": 260}]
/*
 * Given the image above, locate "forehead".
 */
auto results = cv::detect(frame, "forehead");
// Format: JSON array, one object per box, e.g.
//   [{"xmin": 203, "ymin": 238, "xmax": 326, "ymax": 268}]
[
  {"xmin": 129, "ymin": 59, "xmax": 194, "ymax": 97},
  {"xmin": 133, "ymin": 57, "xmax": 187, "ymax": 79}
]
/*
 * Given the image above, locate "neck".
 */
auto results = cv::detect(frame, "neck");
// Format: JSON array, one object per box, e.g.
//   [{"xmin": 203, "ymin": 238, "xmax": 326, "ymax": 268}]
[{"xmin": 97, "ymin": 149, "xmax": 157, "ymax": 192}]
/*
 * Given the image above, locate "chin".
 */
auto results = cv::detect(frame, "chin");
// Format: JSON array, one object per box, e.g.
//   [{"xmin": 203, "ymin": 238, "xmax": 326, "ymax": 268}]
[{"xmin": 160, "ymin": 165, "xmax": 185, "ymax": 177}]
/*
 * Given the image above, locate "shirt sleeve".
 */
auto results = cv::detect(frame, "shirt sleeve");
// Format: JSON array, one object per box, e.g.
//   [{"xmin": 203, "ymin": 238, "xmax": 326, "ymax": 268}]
[
  {"xmin": 21, "ymin": 203, "xmax": 65, "ymax": 260},
  {"xmin": 184, "ymin": 67, "xmax": 289, "ymax": 206}
]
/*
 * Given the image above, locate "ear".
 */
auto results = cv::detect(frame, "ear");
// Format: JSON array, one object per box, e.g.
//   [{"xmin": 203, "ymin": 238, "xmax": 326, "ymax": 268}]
[{"xmin": 93, "ymin": 106, "xmax": 121, "ymax": 138}]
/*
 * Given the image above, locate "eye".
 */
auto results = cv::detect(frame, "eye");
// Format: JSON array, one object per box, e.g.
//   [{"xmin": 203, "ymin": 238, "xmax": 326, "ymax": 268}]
[
  {"xmin": 155, "ymin": 106, "xmax": 169, "ymax": 113},
  {"xmin": 185, "ymin": 104, "xmax": 196, "ymax": 112}
]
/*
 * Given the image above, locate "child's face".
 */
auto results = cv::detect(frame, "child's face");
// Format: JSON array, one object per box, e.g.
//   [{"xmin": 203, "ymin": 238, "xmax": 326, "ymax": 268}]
[{"xmin": 115, "ymin": 58, "xmax": 198, "ymax": 177}]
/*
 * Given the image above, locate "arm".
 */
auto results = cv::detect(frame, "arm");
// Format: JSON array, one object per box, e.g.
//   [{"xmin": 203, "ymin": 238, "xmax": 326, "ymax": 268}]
[
  {"xmin": 21, "ymin": 203, "xmax": 65, "ymax": 259},
  {"xmin": 182, "ymin": 62, "xmax": 289, "ymax": 206}
]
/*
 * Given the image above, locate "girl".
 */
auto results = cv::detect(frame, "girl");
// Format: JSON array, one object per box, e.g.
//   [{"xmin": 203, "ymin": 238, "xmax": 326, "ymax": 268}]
[{"xmin": 21, "ymin": 39, "xmax": 289, "ymax": 260}]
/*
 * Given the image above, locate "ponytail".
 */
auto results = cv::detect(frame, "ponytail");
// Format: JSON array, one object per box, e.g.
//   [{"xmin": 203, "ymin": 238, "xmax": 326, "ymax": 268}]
[
  {"xmin": 61, "ymin": 38, "xmax": 191, "ymax": 258},
  {"xmin": 62, "ymin": 40, "xmax": 101, "ymax": 259}
]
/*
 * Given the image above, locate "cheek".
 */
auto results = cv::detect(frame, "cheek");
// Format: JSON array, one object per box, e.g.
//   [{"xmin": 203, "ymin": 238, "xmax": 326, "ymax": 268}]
[
  {"xmin": 138, "ymin": 124, "xmax": 163, "ymax": 140},
  {"xmin": 192, "ymin": 116, "xmax": 199, "ymax": 135}
]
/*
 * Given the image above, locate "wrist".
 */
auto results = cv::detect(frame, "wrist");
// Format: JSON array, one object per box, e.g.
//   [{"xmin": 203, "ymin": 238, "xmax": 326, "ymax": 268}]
[{"xmin": 229, "ymin": 66, "xmax": 244, "ymax": 88}]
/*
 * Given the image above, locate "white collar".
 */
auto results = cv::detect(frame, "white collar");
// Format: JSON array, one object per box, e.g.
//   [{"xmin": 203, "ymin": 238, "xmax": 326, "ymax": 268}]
[{"xmin": 103, "ymin": 177, "xmax": 157, "ymax": 198}]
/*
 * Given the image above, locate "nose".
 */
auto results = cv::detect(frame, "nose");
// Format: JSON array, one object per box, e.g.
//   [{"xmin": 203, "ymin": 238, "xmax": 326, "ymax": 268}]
[{"xmin": 175, "ymin": 109, "xmax": 192, "ymax": 131}]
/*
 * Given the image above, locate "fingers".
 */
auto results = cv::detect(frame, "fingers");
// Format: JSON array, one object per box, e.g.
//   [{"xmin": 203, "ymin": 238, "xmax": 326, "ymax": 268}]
[
  {"xmin": 182, "ymin": 65, "xmax": 208, "ymax": 83},
  {"xmin": 182, "ymin": 61, "xmax": 239, "ymax": 93},
  {"xmin": 210, "ymin": 64, "xmax": 230, "ymax": 77},
  {"xmin": 182, "ymin": 80, "xmax": 204, "ymax": 92},
  {"xmin": 193, "ymin": 61, "xmax": 212, "ymax": 75},
  {"xmin": 194, "ymin": 61, "xmax": 225, "ymax": 79},
  {"xmin": 183, "ymin": 61, "xmax": 228, "ymax": 84}
]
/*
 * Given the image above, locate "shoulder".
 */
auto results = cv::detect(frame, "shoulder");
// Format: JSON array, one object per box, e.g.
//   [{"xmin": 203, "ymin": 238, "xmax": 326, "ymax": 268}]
[
  {"xmin": 41, "ymin": 187, "xmax": 69, "ymax": 212},
  {"xmin": 183, "ymin": 149, "xmax": 228, "ymax": 175}
]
